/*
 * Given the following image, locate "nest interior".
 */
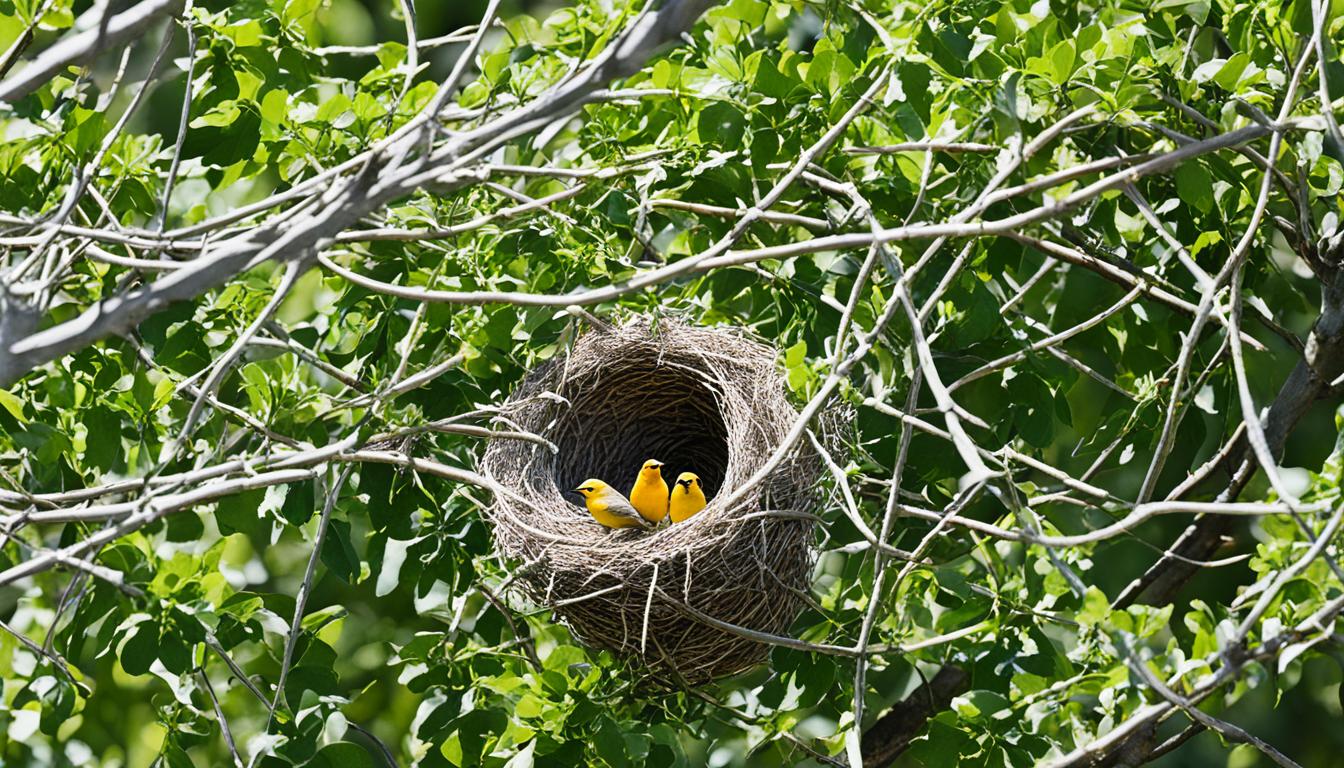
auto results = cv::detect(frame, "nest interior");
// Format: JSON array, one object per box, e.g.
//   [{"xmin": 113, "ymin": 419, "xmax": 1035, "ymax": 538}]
[
  {"xmin": 482, "ymin": 317, "xmax": 823, "ymax": 685},
  {"xmin": 551, "ymin": 359, "xmax": 730, "ymax": 500}
]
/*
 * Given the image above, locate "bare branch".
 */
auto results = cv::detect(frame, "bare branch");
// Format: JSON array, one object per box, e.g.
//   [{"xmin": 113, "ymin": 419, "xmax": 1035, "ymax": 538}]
[{"xmin": 0, "ymin": 0, "xmax": 185, "ymax": 103}]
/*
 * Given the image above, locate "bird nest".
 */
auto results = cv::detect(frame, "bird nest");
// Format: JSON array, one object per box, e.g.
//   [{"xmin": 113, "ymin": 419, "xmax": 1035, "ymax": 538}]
[{"xmin": 481, "ymin": 316, "xmax": 825, "ymax": 685}]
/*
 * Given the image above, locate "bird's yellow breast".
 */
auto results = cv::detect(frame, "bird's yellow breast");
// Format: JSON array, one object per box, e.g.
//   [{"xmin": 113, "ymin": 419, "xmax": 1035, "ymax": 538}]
[
  {"xmin": 669, "ymin": 485, "xmax": 707, "ymax": 523},
  {"xmin": 630, "ymin": 474, "xmax": 669, "ymax": 522}
]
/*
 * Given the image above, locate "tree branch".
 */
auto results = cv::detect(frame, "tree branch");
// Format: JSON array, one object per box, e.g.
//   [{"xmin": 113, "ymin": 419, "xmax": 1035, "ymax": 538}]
[
  {"xmin": 0, "ymin": 0, "xmax": 184, "ymax": 103},
  {"xmin": 1117, "ymin": 272, "xmax": 1344, "ymax": 608},
  {"xmin": 859, "ymin": 665, "xmax": 970, "ymax": 768},
  {"xmin": 0, "ymin": 0, "xmax": 716, "ymax": 388}
]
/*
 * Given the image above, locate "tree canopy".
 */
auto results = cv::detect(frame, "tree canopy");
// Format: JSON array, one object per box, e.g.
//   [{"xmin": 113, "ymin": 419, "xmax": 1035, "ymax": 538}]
[{"xmin": 1, "ymin": 0, "xmax": 1344, "ymax": 765}]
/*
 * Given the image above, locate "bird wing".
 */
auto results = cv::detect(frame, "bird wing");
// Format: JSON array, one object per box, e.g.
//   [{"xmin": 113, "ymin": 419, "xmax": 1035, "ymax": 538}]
[{"xmin": 604, "ymin": 492, "xmax": 653, "ymax": 529}]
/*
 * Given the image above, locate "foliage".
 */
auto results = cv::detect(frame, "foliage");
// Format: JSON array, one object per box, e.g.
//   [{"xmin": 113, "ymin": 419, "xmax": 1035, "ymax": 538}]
[{"xmin": 1, "ymin": 0, "xmax": 1343, "ymax": 766}]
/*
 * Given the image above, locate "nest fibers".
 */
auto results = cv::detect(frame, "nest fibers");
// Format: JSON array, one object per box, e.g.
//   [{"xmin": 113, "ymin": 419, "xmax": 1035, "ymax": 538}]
[{"xmin": 482, "ymin": 316, "xmax": 825, "ymax": 684}]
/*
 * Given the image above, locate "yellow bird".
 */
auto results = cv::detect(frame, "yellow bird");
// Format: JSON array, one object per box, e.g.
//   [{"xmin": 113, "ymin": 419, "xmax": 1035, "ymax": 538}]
[
  {"xmin": 628, "ymin": 459, "xmax": 669, "ymax": 524},
  {"xmin": 572, "ymin": 479, "xmax": 651, "ymax": 530},
  {"xmin": 669, "ymin": 472, "xmax": 707, "ymax": 523}
]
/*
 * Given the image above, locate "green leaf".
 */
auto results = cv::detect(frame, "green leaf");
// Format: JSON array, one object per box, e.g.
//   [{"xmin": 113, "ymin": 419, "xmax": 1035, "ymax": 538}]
[
  {"xmin": 905, "ymin": 719, "xmax": 973, "ymax": 768},
  {"xmin": 191, "ymin": 100, "xmax": 242, "ymax": 128},
  {"xmin": 1191, "ymin": 230, "xmax": 1223, "ymax": 257},
  {"xmin": 1049, "ymin": 40, "xmax": 1076, "ymax": 83},
  {"xmin": 1175, "ymin": 162, "xmax": 1213, "ymax": 214},
  {"xmin": 0, "ymin": 389, "xmax": 28, "ymax": 423},
  {"xmin": 1009, "ymin": 371, "xmax": 1056, "ymax": 448},
  {"xmin": 593, "ymin": 716, "xmax": 627, "ymax": 767},
  {"xmin": 80, "ymin": 406, "xmax": 122, "ymax": 471},
  {"xmin": 1077, "ymin": 586, "xmax": 1111, "ymax": 627},
  {"xmin": 952, "ymin": 690, "xmax": 1010, "ymax": 722},
  {"xmin": 118, "ymin": 623, "xmax": 158, "ymax": 676},
  {"xmin": 282, "ymin": 480, "xmax": 316, "ymax": 526},
  {"xmin": 320, "ymin": 518, "xmax": 360, "ymax": 582},
  {"xmin": 316, "ymin": 93, "xmax": 354, "ymax": 127},
  {"xmin": 216, "ymin": 488, "xmax": 267, "ymax": 538},
  {"xmin": 451, "ymin": 710, "xmax": 507, "ymax": 766},
  {"xmin": 220, "ymin": 20, "xmax": 265, "ymax": 47},
  {"xmin": 260, "ymin": 89, "xmax": 289, "ymax": 124},
  {"xmin": 309, "ymin": 742, "xmax": 378, "ymax": 768},
  {"xmin": 694, "ymin": 102, "xmax": 746, "ymax": 146}
]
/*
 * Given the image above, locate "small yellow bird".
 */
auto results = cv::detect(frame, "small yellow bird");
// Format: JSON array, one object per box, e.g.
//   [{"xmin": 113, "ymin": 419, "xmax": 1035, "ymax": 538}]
[
  {"xmin": 573, "ymin": 479, "xmax": 651, "ymax": 529},
  {"xmin": 628, "ymin": 459, "xmax": 669, "ymax": 524},
  {"xmin": 669, "ymin": 472, "xmax": 707, "ymax": 523}
]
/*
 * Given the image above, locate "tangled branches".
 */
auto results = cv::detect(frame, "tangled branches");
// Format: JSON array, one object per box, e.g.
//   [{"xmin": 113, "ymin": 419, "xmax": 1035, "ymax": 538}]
[{"xmin": 1, "ymin": 0, "xmax": 1344, "ymax": 765}]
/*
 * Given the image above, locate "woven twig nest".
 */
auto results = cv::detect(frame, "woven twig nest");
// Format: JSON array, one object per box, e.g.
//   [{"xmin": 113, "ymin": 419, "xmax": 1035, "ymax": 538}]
[{"xmin": 482, "ymin": 316, "xmax": 823, "ymax": 684}]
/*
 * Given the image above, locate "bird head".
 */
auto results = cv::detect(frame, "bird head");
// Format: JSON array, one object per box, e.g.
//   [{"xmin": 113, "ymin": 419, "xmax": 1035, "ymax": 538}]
[
  {"xmin": 572, "ymin": 479, "xmax": 608, "ymax": 498},
  {"xmin": 674, "ymin": 472, "xmax": 700, "ymax": 491},
  {"xmin": 640, "ymin": 459, "xmax": 665, "ymax": 477}
]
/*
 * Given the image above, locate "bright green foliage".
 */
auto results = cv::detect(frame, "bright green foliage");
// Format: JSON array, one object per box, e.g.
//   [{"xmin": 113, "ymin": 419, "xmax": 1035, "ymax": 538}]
[{"xmin": 1, "ymin": 0, "xmax": 1343, "ymax": 766}]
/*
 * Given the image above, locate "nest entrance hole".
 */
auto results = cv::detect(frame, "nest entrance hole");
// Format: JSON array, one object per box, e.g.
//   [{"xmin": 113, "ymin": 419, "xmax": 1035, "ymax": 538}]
[{"xmin": 551, "ymin": 361, "xmax": 729, "ymax": 499}]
